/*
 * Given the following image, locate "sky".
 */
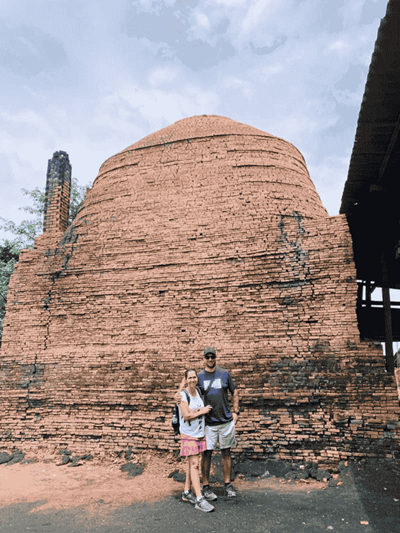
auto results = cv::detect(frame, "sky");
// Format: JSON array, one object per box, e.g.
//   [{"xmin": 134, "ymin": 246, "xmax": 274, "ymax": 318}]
[{"xmin": 0, "ymin": 0, "xmax": 389, "ymax": 240}]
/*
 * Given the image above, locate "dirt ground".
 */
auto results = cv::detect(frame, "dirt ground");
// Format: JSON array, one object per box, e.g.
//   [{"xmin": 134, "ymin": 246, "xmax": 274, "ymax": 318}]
[
  {"xmin": 0, "ymin": 451, "xmax": 180, "ymax": 512},
  {"xmin": 0, "ymin": 451, "xmax": 328, "ymax": 513},
  {"xmin": 0, "ymin": 450, "xmax": 399, "ymax": 532}
]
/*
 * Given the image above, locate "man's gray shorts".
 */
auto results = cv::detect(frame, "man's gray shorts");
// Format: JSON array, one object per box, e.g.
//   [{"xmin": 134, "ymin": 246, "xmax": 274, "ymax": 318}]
[{"xmin": 205, "ymin": 420, "xmax": 236, "ymax": 450}]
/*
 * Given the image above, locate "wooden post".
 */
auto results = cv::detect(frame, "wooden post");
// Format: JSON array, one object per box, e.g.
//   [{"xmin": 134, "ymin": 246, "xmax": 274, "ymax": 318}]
[
  {"xmin": 381, "ymin": 253, "xmax": 394, "ymax": 374},
  {"xmin": 357, "ymin": 282, "xmax": 363, "ymax": 311},
  {"xmin": 366, "ymin": 281, "xmax": 372, "ymax": 308}
]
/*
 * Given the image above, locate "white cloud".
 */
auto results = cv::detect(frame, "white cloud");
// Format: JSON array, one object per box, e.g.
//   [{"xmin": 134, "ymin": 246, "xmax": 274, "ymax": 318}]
[
  {"xmin": 240, "ymin": 0, "xmax": 272, "ymax": 37},
  {"xmin": 116, "ymin": 82, "xmax": 220, "ymax": 131},
  {"xmin": 340, "ymin": 0, "xmax": 365, "ymax": 27},
  {"xmin": 210, "ymin": 0, "xmax": 247, "ymax": 6},
  {"xmin": 307, "ymin": 154, "xmax": 351, "ymax": 216},
  {"xmin": 221, "ymin": 75, "xmax": 252, "ymax": 98},
  {"xmin": 192, "ymin": 0, "xmax": 303, "ymax": 51},
  {"xmin": 254, "ymin": 60, "xmax": 284, "ymax": 80},
  {"xmin": 0, "ymin": 0, "xmax": 390, "ymax": 236},
  {"xmin": 195, "ymin": 11, "xmax": 210, "ymax": 29},
  {"xmin": 0, "ymin": 109, "xmax": 54, "ymax": 138},
  {"xmin": 148, "ymin": 66, "xmax": 179, "ymax": 86},
  {"xmin": 327, "ymin": 39, "xmax": 348, "ymax": 54},
  {"xmin": 332, "ymin": 88, "xmax": 364, "ymax": 107},
  {"xmin": 132, "ymin": 0, "xmax": 159, "ymax": 12}
]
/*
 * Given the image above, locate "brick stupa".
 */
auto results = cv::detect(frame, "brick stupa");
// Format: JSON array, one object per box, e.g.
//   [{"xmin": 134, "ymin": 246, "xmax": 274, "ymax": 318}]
[{"xmin": 1, "ymin": 115, "xmax": 399, "ymax": 465}]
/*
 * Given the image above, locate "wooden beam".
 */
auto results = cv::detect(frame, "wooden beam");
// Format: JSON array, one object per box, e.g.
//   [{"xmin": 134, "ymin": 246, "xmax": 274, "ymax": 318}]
[
  {"xmin": 381, "ymin": 253, "xmax": 395, "ymax": 373},
  {"xmin": 366, "ymin": 281, "xmax": 371, "ymax": 308},
  {"xmin": 363, "ymin": 300, "xmax": 400, "ymax": 307},
  {"xmin": 379, "ymin": 112, "xmax": 400, "ymax": 181}
]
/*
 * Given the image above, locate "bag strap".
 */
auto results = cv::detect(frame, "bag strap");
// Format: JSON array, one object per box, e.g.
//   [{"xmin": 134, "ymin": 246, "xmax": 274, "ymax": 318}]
[
  {"xmin": 196, "ymin": 386, "xmax": 205, "ymax": 405},
  {"xmin": 182, "ymin": 389, "xmax": 191, "ymax": 406},
  {"xmin": 203, "ymin": 371, "xmax": 216, "ymax": 394},
  {"xmin": 181, "ymin": 388, "xmax": 192, "ymax": 426}
]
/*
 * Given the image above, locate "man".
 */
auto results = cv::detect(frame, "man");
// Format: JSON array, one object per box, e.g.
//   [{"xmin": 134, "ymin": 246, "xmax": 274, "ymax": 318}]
[{"xmin": 176, "ymin": 346, "xmax": 239, "ymax": 500}]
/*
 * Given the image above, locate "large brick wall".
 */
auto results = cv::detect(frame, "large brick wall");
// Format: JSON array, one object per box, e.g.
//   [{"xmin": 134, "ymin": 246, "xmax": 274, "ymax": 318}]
[{"xmin": 1, "ymin": 115, "xmax": 399, "ymax": 466}]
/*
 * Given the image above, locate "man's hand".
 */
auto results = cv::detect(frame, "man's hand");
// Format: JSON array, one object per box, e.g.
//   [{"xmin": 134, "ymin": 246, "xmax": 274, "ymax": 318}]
[
  {"xmin": 174, "ymin": 377, "xmax": 187, "ymax": 403},
  {"xmin": 174, "ymin": 391, "xmax": 182, "ymax": 403},
  {"xmin": 232, "ymin": 412, "xmax": 238, "ymax": 424}
]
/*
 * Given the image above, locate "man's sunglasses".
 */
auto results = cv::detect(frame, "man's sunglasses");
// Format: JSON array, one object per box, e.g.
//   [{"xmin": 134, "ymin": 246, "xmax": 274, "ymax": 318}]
[{"xmin": 205, "ymin": 354, "xmax": 216, "ymax": 360}]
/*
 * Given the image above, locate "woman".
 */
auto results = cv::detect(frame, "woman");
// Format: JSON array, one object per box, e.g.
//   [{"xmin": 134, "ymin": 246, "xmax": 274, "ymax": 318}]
[{"xmin": 179, "ymin": 369, "xmax": 214, "ymax": 512}]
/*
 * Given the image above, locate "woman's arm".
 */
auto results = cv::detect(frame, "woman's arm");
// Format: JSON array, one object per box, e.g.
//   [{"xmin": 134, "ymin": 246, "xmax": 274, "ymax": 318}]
[{"xmin": 180, "ymin": 400, "xmax": 211, "ymax": 422}]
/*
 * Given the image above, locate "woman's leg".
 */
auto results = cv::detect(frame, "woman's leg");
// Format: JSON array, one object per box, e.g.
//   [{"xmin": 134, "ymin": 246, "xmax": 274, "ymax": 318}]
[
  {"xmin": 189, "ymin": 454, "xmax": 202, "ymax": 498},
  {"xmin": 181, "ymin": 435, "xmax": 191, "ymax": 492},
  {"xmin": 184, "ymin": 457, "xmax": 191, "ymax": 492}
]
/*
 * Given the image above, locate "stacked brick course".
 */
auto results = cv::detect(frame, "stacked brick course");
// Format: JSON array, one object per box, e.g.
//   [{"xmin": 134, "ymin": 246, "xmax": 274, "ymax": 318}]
[
  {"xmin": 43, "ymin": 151, "xmax": 71, "ymax": 234},
  {"xmin": 1, "ymin": 115, "xmax": 399, "ymax": 466}
]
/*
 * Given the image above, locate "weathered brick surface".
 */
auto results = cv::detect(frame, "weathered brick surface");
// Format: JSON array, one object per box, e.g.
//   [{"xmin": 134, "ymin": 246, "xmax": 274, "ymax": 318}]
[
  {"xmin": 1, "ymin": 115, "xmax": 399, "ymax": 466},
  {"xmin": 43, "ymin": 151, "xmax": 71, "ymax": 234}
]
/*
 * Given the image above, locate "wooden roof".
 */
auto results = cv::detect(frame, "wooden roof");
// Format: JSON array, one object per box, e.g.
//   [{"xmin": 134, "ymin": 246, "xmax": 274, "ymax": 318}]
[{"xmin": 340, "ymin": 0, "xmax": 400, "ymax": 288}]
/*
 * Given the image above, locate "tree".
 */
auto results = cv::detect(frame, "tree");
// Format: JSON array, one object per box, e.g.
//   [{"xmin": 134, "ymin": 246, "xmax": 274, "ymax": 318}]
[
  {"xmin": 0, "ymin": 240, "xmax": 20, "ymax": 341},
  {"xmin": 0, "ymin": 178, "xmax": 91, "ymax": 341}
]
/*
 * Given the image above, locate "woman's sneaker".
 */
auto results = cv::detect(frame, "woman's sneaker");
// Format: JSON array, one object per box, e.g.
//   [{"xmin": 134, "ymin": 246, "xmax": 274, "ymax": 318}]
[
  {"xmin": 202, "ymin": 486, "xmax": 218, "ymax": 501},
  {"xmin": 195, "ymin": 496, "xmax": 214, "ymax": 512},
  {"xmin": 182, "ymin": 491, "xmax": 197, "ymax": 504},
  {"xmin": 225, "ymin": 483, "xmax": 236, "ymax": 497}
]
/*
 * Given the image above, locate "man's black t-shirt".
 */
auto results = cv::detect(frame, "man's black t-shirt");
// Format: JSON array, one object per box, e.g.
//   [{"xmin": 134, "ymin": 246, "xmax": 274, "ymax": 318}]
[{"xmin": 197, "ymin": 366, "xmax": 236, "ymax": 427}]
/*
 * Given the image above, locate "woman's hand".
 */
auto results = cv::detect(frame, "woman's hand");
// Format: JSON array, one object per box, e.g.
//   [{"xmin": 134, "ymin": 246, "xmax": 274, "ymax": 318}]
[{"xmin": 202, "ymin": 405, "xmax": 212, "ymax": 415}]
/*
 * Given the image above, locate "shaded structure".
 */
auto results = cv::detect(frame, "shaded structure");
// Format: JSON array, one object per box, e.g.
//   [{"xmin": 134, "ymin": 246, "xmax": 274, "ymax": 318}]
[
  {"xmin": 1, "ymin": 114, "xmax": 399, "ymax": 466},
  {"xmin": 340, "ymin": 0, "xmax": 400, "ymax": 373}
]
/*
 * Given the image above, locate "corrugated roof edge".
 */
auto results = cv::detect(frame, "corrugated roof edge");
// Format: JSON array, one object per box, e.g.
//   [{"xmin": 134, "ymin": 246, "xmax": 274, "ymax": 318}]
[{"xmin": 340, "ymin": 0, "xmax": 399, "ymax": 215}]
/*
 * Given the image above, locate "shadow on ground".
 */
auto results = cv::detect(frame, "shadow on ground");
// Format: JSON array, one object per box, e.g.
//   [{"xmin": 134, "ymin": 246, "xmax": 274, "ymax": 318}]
[
  {"xmin": 346, "ymin": 459, "xmax": 400, "ymax": 532},
  {"xmin": 0, "ymin": 457, "xmax": 398, "ymax": 533}
]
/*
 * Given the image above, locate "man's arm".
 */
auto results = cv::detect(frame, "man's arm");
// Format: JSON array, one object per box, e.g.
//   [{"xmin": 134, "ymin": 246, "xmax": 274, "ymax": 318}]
[
  {"xmin": 227, "ymin": 370, "xmax": 239, "ymax": 422},
  {"xmin": 232, "ymin": 388, "xmax": 239, "ymax": 424}
]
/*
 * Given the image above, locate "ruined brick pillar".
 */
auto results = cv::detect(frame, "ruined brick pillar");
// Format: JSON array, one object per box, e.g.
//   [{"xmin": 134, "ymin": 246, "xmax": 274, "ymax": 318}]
[{"xmin": 43, "ymin": 151, "xmax": 71, "ymax": 233}]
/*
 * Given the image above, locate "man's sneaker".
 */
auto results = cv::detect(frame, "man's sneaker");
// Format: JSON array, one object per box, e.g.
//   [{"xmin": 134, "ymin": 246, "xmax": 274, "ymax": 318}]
[
  {"xmin": 182, "ymin": 491, "xmax": 196, "ymax": 504},
  {"xmin": 195, "ymin": 496, "xmax": 214, "ymax": 512},
  {"xmin": 225, "ymin": 483, "xmax": 236, "ymax": 497},
  {"xmin": 202, "ymin": 486, "xmax": 218, "ymax": 501}
]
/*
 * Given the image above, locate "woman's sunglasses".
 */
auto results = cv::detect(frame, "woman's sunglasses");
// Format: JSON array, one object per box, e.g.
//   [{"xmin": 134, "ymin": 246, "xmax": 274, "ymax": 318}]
[{"xmin": 205, "ymin": 354, "xmax": 216, "ymax": 360}]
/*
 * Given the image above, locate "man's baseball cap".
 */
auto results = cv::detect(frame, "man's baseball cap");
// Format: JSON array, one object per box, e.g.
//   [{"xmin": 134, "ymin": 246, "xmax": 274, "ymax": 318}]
[{"xmin": 203, "ymin": 346, "xmax": 216, "ymax": 356}]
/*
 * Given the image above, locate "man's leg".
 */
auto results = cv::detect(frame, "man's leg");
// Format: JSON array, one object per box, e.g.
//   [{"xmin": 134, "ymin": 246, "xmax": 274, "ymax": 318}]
[
  {"xmin": 219, "ymin": 421, "xmax": 236, "ymax": 497},
  {"xmin": 201, "ymin": 449, "xmax": 213, "ymax": 486},
  {"xmin": 221, "ymin": 447, "xmax": 231, "ymax": 484},
  {"xmin": 201, "ymin": 449, "xmax": 218, "ymax": 501},
  {"xmin": 202, "ymin": 424, "xmax": 218, "ymax": 501}
]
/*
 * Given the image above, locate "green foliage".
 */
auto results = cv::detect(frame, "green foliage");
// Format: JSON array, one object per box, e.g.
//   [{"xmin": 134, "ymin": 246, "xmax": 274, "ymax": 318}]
[
  {"xmin": 69, "ymin": 177, "xmax": 90, "ymax": 225},
  {"xmin": 0, "ymin": 178, "xmax": 91, "ymax": 341},
  {"xmin": 0, "ymin": 241, "xmax": 20, "ymax": 338}
]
